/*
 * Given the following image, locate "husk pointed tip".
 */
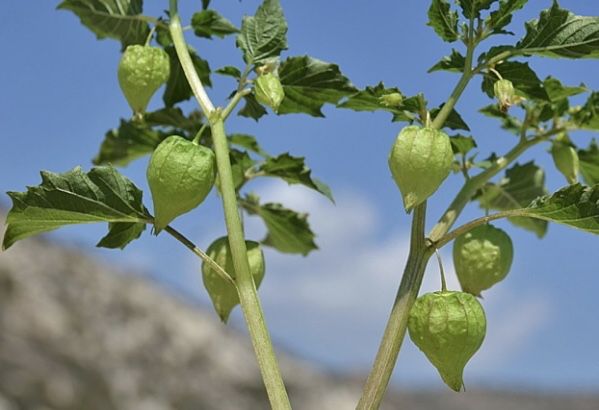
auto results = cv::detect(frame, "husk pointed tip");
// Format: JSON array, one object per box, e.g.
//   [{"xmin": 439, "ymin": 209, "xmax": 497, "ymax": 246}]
[{"xmin": 440, "ymin": 370, "xmax": 465, "ymax": 392}]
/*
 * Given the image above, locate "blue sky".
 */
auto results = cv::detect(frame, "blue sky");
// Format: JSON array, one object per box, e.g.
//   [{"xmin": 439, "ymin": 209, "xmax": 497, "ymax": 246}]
[{"xmin": 2, "ymin": 0, "xmax": 599, "ymax": 392}]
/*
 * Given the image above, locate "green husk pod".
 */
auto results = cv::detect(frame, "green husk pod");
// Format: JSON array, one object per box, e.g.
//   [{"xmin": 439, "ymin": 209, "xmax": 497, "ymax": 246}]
[
  {"xmin": 453, "ymin": 224, "xmax": 513, "ymax": 296},
  {"xmin": 254, "ymin": 72, "xmax": 285, "ymax": 112},
  {"xmin": 388, "ymin": 125, "xmax": 453, "ymax": 212},
  {"xmin": 408, "ymin": 291, "xmax": 487, "ymax": 391},
  {"xmin": 202, "ymin": 237, "xmax": 265, "ymax": 322},
  {"xmin": 118, "ymin": 45, "xmax": 170, "ymax": 115},
  {"xmin": 147, "ymin": 136, "xmax": 216, "ymax": 232},
  {"xmin": 493, "ymin": 79, "xmax": 524, "ymax": 112},
  {"xmin": 551, "ymin": 137, "xmax": 579, "ymax": 184}
]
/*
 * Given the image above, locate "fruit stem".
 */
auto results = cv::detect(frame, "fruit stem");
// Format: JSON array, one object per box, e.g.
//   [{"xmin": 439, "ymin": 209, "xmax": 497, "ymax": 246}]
[
  {"xmin": 163, "ymin": 224, "xmax": 236, "ymax": 287},
  {"xmin": 222, "ymin": 88, "xmax": 252, "ymax": 121},
  {"xmin": 433, "ymin": 209, "xmax": 524, "ymax": 249},
  {"xmin": 192, "ymin": 123, "xmax": 209, "ymax": 145},
  {"xmin": 434, "ymin": 247, "xmax": 447, "ymax": 292},
  {"xmin": 169, "ymin": 2, "xmax": 291, "ymax": 408}
]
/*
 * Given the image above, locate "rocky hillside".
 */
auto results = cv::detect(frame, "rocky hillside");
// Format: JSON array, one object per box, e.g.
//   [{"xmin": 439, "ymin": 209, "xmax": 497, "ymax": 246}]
[{"xmin": 0, "ymin": 214, "xmax": 597, "ymax": 410}]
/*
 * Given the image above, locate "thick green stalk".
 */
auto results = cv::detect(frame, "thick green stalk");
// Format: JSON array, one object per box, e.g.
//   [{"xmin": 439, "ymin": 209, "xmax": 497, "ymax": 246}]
[
  {"xmin": 356, "ymin": 204, "xmax": 432, "ymax": 409},
  {"xmin": 168, "ymin": 2, "xmax": 290, "ymax": 408},
  {"xmin": 357, "ymin": 20, "xmax": 478, "ymax": 409},
  {"xmin": 210, "ymin": 119, "xmax": 291, "ymax": 410}
]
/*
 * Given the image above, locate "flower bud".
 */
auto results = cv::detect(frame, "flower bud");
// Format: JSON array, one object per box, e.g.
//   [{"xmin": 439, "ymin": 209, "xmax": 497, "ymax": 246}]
[{"xmin": 379, "ymin": 92, "xmax": 404, "ymax": 108}]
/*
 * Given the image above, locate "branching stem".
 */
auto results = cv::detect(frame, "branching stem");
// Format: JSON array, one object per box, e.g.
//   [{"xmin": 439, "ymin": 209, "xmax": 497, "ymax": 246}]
[
  {"xmin": 168, "ymin": 2, "xmax": 290, "ymax": 408},
  {"xmin": 163, "ymin": 225, "xmax": 235, "ymax": 287}
]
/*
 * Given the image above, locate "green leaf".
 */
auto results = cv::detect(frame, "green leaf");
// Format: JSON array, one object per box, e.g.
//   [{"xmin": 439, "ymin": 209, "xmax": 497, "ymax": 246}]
[
  {"xmin": 96, "ymin": 222, "xmax": 146, "ymax": 249},
  {"xmin": 57, "ymin": 0, "xmax": 149, "ymax": 48},
  {"xmin": 428, "ymin": 0, "xmax": 460, "ymax": 42},
  {"xmin": 572, "ymin": 92, "xmax": 599, "ymax": 130},
  {"xmin": 479, "ymin": 104, "xmax": 521, "ymax": 133},
  {"xmin": 456, "ymin": 0, "xmax": 497, "ymax": 19},
  {"xmin": 242, "ymin": 196, "xmax": 317, "ymax": 255},
  {"xmin": 543, "ymin": 76, "xmax": 586, "ymax": 102},
  {"xmin": 229, "ymin": 134, "xmax": 269, "ymax": 157},
  {"xmin": 338, "ymin": 82, "xmax": 403, "ymax": 112},
  {"xmin": 216, "ymin": 66, "xmax": 242, "ymax": 79},
  {"xmin": 450, "ymin": 135, "xmax": 477, "ymax": 155},
  {"xmin": 578, "ymin": 139, "xmax": 599, "ymax": 186},
  {"xmin": 236, "ymin": 0, "xmax": 288, "ymax": 65},
  {"xmin": 512, "ymin": 184, "xmax": 599, "ymax": 234},
  {"xmin": 477, "ymin": 162, "xmax": 548, "ymax": 237},
  {"xmin": 277, "ymin": 56, "xmax": 357, "ymax": 117},
  {"xmin": 2, "ymin": 166, "xmax": 150, "ymax": 250},
  {"xmin": 191, "ymin": 10, "xmax": 239, "ymax": 39},
  {"xmin": 481, "ymin": 61, "xmax": 548, "ymax": 101},
  {"xmin": 391, "ymin": 95, "xmax": 423, "ymax": 122},
  {"xmin": 238, "ymin": 94, "xmax": 268, "ymax": 121},
  {"xmin": 93, "ymin": 119, "xmax": 168, "ymax": 167},
  {"xmin": 258, "ymin": 153, "xmax": 334, "ymax": 202},
  {"xmin": 428, "ymin": 49, "xmax": 466, "ymax": 73},
  {"xmin": 515, "ymin": 2, "xmax": 599, "ymax": 59},
  {"xmin": 163, "ymin": 46, "xmax": 211, "ymax": 107},
  {"xmin": 431, "ymin": 104, "xmax": 470, "ymax": 131},
  {"xmin": 337, "ymin": 82, "xmax": 418, "ymax": 122},
  {"xmin": 486, "ymin": 0, "xmax": 528, "ymax": 34}
]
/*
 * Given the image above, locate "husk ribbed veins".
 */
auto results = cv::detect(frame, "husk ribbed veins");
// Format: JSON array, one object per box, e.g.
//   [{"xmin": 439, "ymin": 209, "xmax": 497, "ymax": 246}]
[
  {"xmin": 118, "ymin": 45, "xmax": 170, "ymax": 114},
  {"xmin": 147, "ymin": 136, "xmax": 216, "ymax": 232},
  {"xmin": 202, "ymin": 237, "xmax": 265, "ymax": 322},
  {"xmin": 453, "ymin": 224, "xmax": 513, "ymax": 296},
  {"xmin": 388, "ymin": 126, "xmax": 453, "ymax": 212},
  {"xmin": 408, "ymin": 291, "xmax": 486, "ymax": 392}
]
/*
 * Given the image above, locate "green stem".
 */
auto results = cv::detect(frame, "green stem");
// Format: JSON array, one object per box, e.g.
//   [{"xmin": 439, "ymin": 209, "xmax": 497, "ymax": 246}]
[
  {"xmin": 222, "ymin": 88, "xmax": 252, "ymax": 121},
  {"xmin": 433, "ymin": 247, "xmax": 447, "ymax": 292},
  {"xmin": 428, "ymin": 126, "xmax": 565, "ymax": 243},
  {"xmin": 144, "ymin": 25, "xmax": 157, "ymax": 46},
  {"xmin": 163, "ymin": 225, "xmax": 235, "ymax": 287},
  {"xmin": 210, "ymin": 119, "xmax": 291, "ymax": 410},
  {"xmin": 168, "ymin": 2, "xmax": 290, "ymax": 408},
  {"xmin": 357, "ymin": 204, "xmax": 432, "ymax": 410},
  {"xmin": 434, "ymin": 209, "xmax": 524, "ymax": 249},
  {"xmin": 358, "ymin": 20, "xmax": 479, "ymax": 409},
  {"xmin": 431, "ymin": 27, "xmax": 475, "ymax": 130},
  {"xmin": 192, "ymin": 123, "xmax": 209, "ymax": 144},
  {"xmin": 169, "ymin": 0, "xmax": 214, "ymax": 117}
]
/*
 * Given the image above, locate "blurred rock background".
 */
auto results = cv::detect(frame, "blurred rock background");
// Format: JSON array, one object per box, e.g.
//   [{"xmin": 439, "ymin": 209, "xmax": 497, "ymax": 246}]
[{"xmin": 1, "ymin": 212, "xmax": 598, "ymax": 410}]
